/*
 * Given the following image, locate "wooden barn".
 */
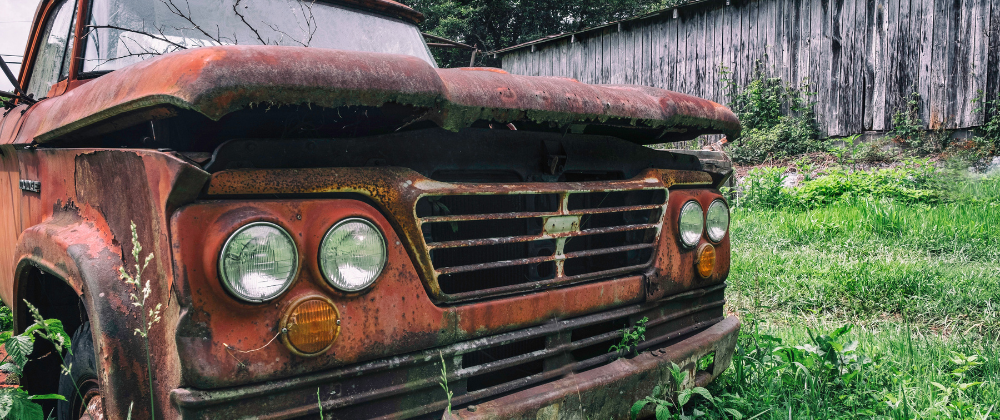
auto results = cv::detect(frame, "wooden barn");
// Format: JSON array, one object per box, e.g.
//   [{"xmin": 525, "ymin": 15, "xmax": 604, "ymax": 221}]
[{"xmin": 493, "ymin": 0, "xmax": 999, "ymax": 138}]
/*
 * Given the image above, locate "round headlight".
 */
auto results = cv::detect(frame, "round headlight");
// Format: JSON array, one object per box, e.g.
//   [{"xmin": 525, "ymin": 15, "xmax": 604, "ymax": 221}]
[
  {"xmin": 319, "ymin": 218, "xmax": 387, "ymax": 292},
  {"xmin": 678, "ymin": 201, "xmax": 704, "ymax": 248},
  {"xmin": 706, "ymin": 199, "xmax": 730, "ymax": 242},
  {"xmin": 219, "ymin": 222, "xmax": 298, "ymax": 302}
]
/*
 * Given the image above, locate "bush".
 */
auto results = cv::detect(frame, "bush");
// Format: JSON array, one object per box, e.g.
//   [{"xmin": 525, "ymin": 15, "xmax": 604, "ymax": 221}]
[
  {"xmin": 736, "ymin": 159, "xmax": 949, "ymax": 210},
  {"xmin": 724, "ymin": 63, "xmax": 824, "ymax": 165},
  {"xmin": 738, "ymin": 166, "xmax": 788, "ymax": 209},
  {"xmin": 791, "ymin": 162, "xmax": 943, "ymax": 208}
]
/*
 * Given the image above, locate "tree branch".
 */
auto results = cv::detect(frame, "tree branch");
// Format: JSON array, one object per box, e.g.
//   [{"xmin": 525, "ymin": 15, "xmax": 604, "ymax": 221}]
[
  {"xmin": 85, "ymin": 25, "xmax": 189, "ymax": 50},
  {"xmin": 232, "ymin": 0, "xmax": 268, "ymax": 45}
]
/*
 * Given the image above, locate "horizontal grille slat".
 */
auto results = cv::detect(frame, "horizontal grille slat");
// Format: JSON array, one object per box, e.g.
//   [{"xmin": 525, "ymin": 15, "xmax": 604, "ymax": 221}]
[
  {"xmin": 418, "ymin": 203, "xmax": 665, "ymax": 223},
  {"xmin": 434, "ymin": 243, "xmax": 655, "ymax": 275},
  {"xmin": 426, "ymin": 223, "xmax": 659, "ymax": 249},
  {"xmin": 416, "ymin": 187, "xmax": 668, "ymax": 301}
]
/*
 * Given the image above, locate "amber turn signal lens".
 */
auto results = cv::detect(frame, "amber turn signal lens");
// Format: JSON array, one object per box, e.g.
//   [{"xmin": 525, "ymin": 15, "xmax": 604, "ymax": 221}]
[
  {"xmin": 696, "ymin": 243, "xmax": 716, "ymax": 278},
  {"xmin": 283, "ymin": 298, "xmax": 340, "ymax": 356}
]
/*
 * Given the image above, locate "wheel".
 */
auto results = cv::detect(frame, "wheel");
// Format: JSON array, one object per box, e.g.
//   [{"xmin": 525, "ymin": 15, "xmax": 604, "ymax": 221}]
[{"xmin": 57, "ymin": 322, "xmax": 104, "ymax": 420}]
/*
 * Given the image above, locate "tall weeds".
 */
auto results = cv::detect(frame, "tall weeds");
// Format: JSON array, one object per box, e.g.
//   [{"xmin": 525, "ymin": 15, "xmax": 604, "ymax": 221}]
[{"xmin": 118, "ymin": 221, "xmax": 163, "ymax": 419}]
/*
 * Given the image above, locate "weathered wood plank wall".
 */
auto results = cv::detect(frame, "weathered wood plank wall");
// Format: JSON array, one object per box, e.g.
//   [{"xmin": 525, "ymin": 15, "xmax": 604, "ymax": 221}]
[{"xmin": 499, "ymin": 0, "xmax": 997, "ymax": 138}]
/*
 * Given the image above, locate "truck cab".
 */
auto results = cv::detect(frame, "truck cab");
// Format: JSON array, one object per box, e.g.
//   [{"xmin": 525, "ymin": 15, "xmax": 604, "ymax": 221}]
[{"xmin": 0, "ymin": 1, "xmax": 741, "ymax": 419}]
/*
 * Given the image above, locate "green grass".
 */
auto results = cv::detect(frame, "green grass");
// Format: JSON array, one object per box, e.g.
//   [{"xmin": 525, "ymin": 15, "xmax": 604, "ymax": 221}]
[
  {"xmin": 653, "ymin": 170, "xmax": 1000, "ymax": 419},
  {"xmin": 728, "ymin": 196, "xmax": 1000, "ymax": 332},
  {"xmin": 709, "ymin": 320, "xmax": 1000, "ymax": 419}
]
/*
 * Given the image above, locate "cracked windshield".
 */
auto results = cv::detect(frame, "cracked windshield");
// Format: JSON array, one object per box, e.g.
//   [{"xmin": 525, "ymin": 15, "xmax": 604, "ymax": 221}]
[{"xmin": 82, "ymin": 0, "xmax": 435, "ymax": 72}]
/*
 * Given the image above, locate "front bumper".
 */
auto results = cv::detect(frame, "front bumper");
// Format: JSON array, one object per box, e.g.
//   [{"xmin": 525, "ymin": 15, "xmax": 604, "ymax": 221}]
[
  {"xmin": 454, "ymin": 316, "xmax": 740, "ymax": 420},
  {"xmin": 171, "ymin": 315, "xmax": 739, "ymax": 419}
]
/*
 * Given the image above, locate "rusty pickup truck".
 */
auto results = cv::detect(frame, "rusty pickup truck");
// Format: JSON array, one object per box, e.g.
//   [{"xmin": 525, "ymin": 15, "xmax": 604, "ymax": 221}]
[{"xmin": 0, "ymin": 0, "xmax": 741, "ymax": 418}]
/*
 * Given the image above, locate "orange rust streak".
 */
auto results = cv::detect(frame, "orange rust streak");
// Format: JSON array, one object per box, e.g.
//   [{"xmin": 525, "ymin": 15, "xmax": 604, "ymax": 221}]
[{"xmin": 455, "ymin": 275, "xmax": 644, "ymax": 335}]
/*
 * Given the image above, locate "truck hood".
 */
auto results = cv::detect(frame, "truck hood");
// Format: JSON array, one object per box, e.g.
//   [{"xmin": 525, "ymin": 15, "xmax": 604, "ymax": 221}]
[{"xmin": 11, "ymin": 46, "xmax": 740, "ymax": 144}]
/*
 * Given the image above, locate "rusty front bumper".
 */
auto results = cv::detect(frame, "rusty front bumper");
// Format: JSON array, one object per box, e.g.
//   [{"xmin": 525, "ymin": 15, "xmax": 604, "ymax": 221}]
[
  {"xmin": 452, "ymin": 316, "xmax": 740, "ymax": 420},
  {"xmin": 170, "ymin": 315, "xmax": 739, "ymax": 419}
]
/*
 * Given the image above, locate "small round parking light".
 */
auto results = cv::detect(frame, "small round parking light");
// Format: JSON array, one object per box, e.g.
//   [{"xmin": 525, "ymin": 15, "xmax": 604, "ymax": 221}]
[
  {"xmin": 696, "ymin": 243, "xmax": 716, "ymax": 278},
  {"xmin": 283, "ymin": 297, "xmax": 340, "ymax": 356}
]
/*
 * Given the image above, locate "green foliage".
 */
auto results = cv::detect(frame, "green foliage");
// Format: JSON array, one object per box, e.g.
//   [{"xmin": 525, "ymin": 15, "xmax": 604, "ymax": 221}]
[
  {"xmin": 791, "ymin": 157, "xmax": 816, "ymax": 182},
  {"xmin": 714, "ymin": 168, "xmax": 1000, "ymax": 418},
  {"xmin": 967, "ymin": 91, "xmax": 1000, "ymax": 159},
  {"xmin": 317, "ymin": 387, "xmax": 324, "ymax": 419},
  {"xmin": 631, "ymin": 362, "xmax": 739, "ymax": 420},
  {"xmin": 830, "ymin": 134, "xmax": 862, "ymax": 169},
  {"xmin": 438, "ymin": 352, "xmax": 453, "ymax": 414},
  {"xmin": 411, "ymin": 0, "xmax": 679, "ymax": 67},
  {"xmin": 0, "ymin": 303, "xmax": 71, "ymax": 420},
  {"xmin": 792, "ymin": 162, "xmax": 943, "ymax": 208},
  {"xmin": 0, "ymin": 306, "xmax": 11, "ymax": 332},
  {"xmin": 738, "ymin": 166, "xmax": 787, "ymax": 209},
  {"xmin": 890, "ymin": 92, "xmax": 925, "ymax": 144},
  {"xmin": 889, "ymin": 92, "xmax": 946, "ymax": 155},
  {"xmin": 631, "ymin": 383, "xmax": 675, "ymax": 420},
  {"xmin": 701, "ymin": 320, "xmax": 1000, "ymax": 419},
  {"xmin": 723, "ymin": 64, "xmax": 823, "ymax": 164},
  {"xmin": 737, "ymin": 159, "xmax": 949, "ymax": 210},
  {"xmin": 609, "ymin": 317, "xmax": 648, "ymax": 358}
]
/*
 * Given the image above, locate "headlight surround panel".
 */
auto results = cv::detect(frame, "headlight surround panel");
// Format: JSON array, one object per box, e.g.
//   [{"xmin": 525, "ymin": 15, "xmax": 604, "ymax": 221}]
[{"xmin": 218, "ymin": 222, "xmax": 299, "ymax": 303}]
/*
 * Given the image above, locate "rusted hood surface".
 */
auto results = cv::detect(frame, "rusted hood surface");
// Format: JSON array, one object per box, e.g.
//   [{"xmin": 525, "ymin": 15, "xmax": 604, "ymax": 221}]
[{"xmin": 12, "ymin": 46, "xmax": 740, "ymax": 144}]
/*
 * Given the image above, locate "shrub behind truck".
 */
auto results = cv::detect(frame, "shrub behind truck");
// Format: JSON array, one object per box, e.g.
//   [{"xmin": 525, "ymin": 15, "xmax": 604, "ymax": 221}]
[{"xmin": 0, "ymin": 0, "xmax": 741, "ymax": 418}]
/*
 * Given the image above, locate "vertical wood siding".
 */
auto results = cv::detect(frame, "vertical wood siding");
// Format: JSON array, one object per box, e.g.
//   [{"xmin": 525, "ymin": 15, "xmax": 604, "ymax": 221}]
[{"xmin": 499, "ymin": 0, "xmax": 998, "ymax": 137}]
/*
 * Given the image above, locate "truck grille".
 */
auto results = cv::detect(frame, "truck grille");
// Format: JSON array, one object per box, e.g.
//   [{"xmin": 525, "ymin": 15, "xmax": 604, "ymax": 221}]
[{"xmin": 415, "ymin": 188, "xmax": 668, "ymax": 301}]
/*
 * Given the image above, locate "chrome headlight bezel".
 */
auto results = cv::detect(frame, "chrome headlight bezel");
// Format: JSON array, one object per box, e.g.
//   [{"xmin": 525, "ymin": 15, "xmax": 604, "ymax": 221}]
[
  {"xmin": 678, "ymin": 200, "xmax": 704, "ymax": 248},
  {"xmin": 705, "ymin": 199, "xmax": 730, "ymax": 243},
  {"xmin": 218, "ymin": 221, "xmax": 299, "ymax": 303},
  {"xmin": 318, "ymin": 217, "xmax": 388, "ymax": 293}
]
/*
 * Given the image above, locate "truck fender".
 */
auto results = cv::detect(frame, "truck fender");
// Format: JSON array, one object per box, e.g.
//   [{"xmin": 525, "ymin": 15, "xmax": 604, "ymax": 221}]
[{"xmin": 12, "ymin": 213, "xmax": 148, "ymax": 420}]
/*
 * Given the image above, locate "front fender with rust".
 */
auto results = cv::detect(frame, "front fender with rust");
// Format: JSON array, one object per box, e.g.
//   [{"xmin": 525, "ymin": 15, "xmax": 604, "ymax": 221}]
[{"xmin": 7, "ymin": 148, "xmax": 209, "ymax": 420}]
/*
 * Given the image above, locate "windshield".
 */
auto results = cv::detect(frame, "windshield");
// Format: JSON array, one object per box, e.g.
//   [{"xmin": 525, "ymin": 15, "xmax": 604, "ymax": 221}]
[{"xmin": 82, "ymin": 0, "xmax": 435, "ymax": 73}]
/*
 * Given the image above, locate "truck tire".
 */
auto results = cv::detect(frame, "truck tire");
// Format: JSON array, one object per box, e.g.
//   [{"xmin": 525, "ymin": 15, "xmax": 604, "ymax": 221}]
[{"xmin": 57, "ymin": 321, "xmax": 102, "ymax": 420}]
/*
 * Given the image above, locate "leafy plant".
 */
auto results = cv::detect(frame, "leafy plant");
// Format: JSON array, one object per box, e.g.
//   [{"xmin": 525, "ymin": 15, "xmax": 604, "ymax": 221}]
[
  {"xmin": 738, "ymin": 166, "xmax": 787, "ymax": 209},
  {"xmin": 0, "ymin": 304, "xmax": 75, "ymax": 420},
  {"xmin": 720, "ymin": 169, "xmax": 1000, "ymax": 419},
  {"xmin": 610, "ymin": 317, "xmax": 648, "ymax": 358},
  {"xmin": 630, "ymin": 383, "xmax": 676, "ymax": 420},
  {"xmin": 831, "ymin": 134, "xmax": 862, "ymax": 170},
  {"xmin": 631, "ymin": 362, "xmax": 740, "ymax": 420},
  {"xmin": 789, "ymin": 160, "xmax": 943, "ymax": 208},
  {"xmin": 118, "ymin": 221, "xmax": 163, "ymax": 419},
  {"xmin": 890, "ymin": 92, "xmax": 943, "ymax": 155},
  {"xmin": 791, "ymin": 157, "xmax": 816, "ymax": 182}
]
